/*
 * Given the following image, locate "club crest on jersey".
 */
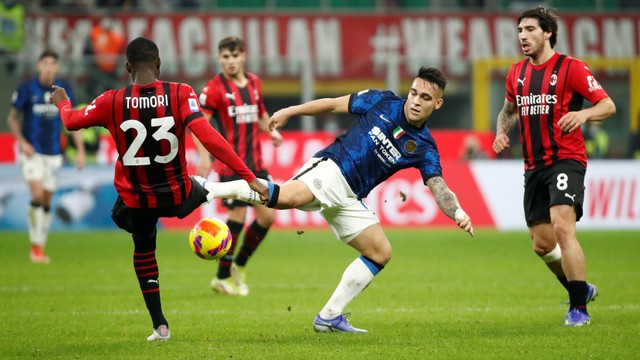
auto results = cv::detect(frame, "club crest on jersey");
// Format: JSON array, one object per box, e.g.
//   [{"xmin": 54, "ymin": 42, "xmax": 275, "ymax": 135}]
[
  {"xmin": 550, "ymin": 73, "xmax": 557, "ymax": 86},
  {"xmin": 188, "ymin": 98, "xmax": 199, "ymax": 112},
  {"xmin": 404, "ymin": 140, "xmax": 417, "ymax": 154}
]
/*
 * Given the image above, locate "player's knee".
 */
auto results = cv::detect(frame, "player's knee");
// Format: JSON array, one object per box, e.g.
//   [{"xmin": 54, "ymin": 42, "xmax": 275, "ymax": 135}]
[
  {"xmin": 273, "ymin": 181, "xmax": 313, "ymax": 209},
  {"xmin": 371, "ymin": 241, "xmax": 392, "ymax": 265},
  {"xmin": 30, "ymin": 193, "xmax": 44, "ymax": 204},
  {"xmin": 552, "ymin": 220, "xmax": 572, "ymax": 242},
  {"xmin": 538, "ymin": 243, "xmax": 561, "ymax": 263},
  {"xmin": 533, "ymin": 241, "xmax": 555, "ymax": 257},
  {"xmin": 380, "ymin": 245, "xmax": 392, "ymax": 265}
]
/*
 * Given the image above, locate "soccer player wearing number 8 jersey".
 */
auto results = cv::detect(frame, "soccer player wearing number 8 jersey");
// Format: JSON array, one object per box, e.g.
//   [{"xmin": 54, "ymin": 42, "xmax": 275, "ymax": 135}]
[
  {"xmin": 492, "ymin": 7, "xmax": 616, "ymax": 326},
  {"xmin": 51, "ymin": 37, "xmax": 271, "ymax": 341}
]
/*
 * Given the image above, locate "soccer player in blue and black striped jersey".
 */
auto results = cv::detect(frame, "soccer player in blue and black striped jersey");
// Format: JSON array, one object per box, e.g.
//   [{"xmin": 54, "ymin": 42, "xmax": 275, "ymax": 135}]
[
  {"xmin": 7, "ymin": 49, "xmax": 85, "ymax": 263},
  {"xmin": 263, "ymin": 67, "xmax": 475, "ymax": 333}
]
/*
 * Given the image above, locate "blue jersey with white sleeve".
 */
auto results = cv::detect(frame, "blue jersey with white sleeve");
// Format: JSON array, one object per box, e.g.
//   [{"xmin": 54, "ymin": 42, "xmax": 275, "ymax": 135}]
[
  {"xmin": 11, "ymin": 77, "xmax": 75, "ymax": 155},
  {"xmin": 315, "ymin": 89, "xmax": 442, "ymax": 198}
]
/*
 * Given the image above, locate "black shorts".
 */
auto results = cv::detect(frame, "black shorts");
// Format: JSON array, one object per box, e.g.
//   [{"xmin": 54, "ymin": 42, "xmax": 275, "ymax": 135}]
[
  {"xmin": 219, "ymin": 170, "xmax": 272, "ymax": 209},
  {"xmin": 523, "ymin": 159, "xmax": 585, "ymax": 226},
  {"xmin": 111, "ymin": 177, "xmax": 208, "ymax": 235}
]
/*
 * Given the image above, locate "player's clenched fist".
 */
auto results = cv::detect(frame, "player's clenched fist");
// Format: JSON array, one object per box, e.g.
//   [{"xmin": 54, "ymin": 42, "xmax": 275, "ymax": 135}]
[{"xmin": 492, "ymin": 133, "xmax": 510, "ymax": 154}]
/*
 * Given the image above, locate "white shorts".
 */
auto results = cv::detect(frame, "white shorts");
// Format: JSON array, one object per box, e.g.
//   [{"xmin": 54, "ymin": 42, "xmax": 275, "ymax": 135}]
[
  {"xmin": 294, "ymin": 158, "xmax": 379, "ymax": 242},
  {"xmin": 21, "ymin": 153, "xmax": 63, "ymax": 192}
]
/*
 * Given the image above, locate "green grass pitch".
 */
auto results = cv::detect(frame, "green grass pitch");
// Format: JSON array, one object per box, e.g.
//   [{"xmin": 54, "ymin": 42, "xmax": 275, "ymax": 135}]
[{"xmin": 1, "ymin": 228, "xmax": 639, "ymax": 359}]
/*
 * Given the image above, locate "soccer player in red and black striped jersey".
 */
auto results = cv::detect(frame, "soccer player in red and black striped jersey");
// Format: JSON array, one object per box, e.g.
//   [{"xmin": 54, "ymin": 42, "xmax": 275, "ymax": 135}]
[
  {"xmin": 492, "ymin": 7, "xmax": 616, "ymax": 326},
  {"xmin": 193, "ymin": 36, "xmax": 283, "ymax": 296},
  {"xmin": 50, "ymin": 37, "xmax": 271, "ymax": 341}
]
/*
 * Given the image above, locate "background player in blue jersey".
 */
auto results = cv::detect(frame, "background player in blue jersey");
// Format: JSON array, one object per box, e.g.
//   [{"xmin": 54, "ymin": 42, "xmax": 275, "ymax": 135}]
[
  {"xmin": 7, "ymin": 49, "xmax": 86, "ymax": 263},
  {"xmin": 263, "ymin": 67, "xmax": 474, "ymax": 333}
]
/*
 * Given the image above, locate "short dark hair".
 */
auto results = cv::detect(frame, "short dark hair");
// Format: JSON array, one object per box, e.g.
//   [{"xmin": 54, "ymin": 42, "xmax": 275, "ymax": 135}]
[
  {"xmin": 417, "ymin": 67, "xmax": 447, "ymax": 91},
  {"xmin": 126, "ymin": 37, "xmax": 159, "ymax": 65},
  {"xmin": 218, "ymin": 36, "xmax": 245, "ymax": 53},
  {"xmin": 39, "ymin": 49, "xmax": 59, "ymax": 61},
  {"xmin": 518, "ymin": 6, "xmax": 560, "ymax": 48}
]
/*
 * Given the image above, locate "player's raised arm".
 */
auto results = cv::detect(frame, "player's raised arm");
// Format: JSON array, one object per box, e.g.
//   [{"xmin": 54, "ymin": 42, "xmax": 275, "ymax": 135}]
[
  {"xmin": 425, "ymin": 176, "xmax": 474, "ymax": 237},
  {"xmin": 268, "ymin": 95, "xmax": 350, "ymax": 131}
]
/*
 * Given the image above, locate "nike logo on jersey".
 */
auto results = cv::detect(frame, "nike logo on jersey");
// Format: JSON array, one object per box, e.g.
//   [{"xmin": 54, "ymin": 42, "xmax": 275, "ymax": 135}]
[
  {"xmin": 225, "ymin": 93, "xmax": 236, "ymax": 101},
  {"xmin": 517, "ymin": 77, "xmax": 526, "ymax": 85},
  {"xmin": 564, "ymin": 193, "xmax": 576, "ymax": 202},
  {"xmin": 379, "ymin": 114, "xmax": 392, "ymax": 123}
]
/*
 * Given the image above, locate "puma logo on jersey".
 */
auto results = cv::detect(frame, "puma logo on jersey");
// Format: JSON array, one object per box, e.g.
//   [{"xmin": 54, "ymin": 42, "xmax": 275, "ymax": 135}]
[
  {"xmin": 564, "ymin": 193, "xmax": 576, "ymax": 202},
  {"xmin": 147, "ymin": 279, "xmax": 159, "ymax": 284},
  {"xmin": 225, "ymin": 93, "xmax": 236, "ymax": 101},
  {"xmin": 517, "ymin": 77, "xmax": 526, "ymax": 85}
]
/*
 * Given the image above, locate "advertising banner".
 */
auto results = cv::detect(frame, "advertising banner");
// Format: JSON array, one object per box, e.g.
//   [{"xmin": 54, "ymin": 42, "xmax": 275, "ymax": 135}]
[
  {"xmin": 2, "ymin": 133, "xmax": 638, "ymax": 231},
  {"xmin": 25, "ymin": 12, "xmax": 640, "ymax": 81}
]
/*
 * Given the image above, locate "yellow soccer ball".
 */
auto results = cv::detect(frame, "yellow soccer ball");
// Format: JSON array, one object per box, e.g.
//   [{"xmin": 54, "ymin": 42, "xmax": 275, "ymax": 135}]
[{"xmin": 188, "ymin": 218, "xmax": 232, "ymax": 260}]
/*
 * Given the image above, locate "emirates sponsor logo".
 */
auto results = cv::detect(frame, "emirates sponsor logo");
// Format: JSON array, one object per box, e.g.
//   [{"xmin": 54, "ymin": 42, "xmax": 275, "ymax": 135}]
[
  {"xmin": 516, "ymin": 93, "xmax": 557, "ymax": 117},
  {"xmin": 228, "ymin": 104, "xmax": 259, "ymax": 123}
]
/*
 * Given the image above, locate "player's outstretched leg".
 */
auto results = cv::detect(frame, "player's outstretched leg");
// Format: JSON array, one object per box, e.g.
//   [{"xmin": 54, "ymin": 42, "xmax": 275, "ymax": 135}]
[{"xmin": 192, "ymin": 176, "xmax": 271, "ymax": 205}]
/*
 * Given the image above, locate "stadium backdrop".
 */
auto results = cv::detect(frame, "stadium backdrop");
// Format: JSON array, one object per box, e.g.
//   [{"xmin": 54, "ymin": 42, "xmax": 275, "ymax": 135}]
[{"xmin": 1, "ymin": 132, "xmax": 638, "ymax": 231}]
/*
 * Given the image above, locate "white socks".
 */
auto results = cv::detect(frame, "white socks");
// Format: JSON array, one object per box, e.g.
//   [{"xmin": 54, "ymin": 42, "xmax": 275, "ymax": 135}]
[
  {"xmin": 28, "ymin": 205, "xmax": 51, "ymax": 247},
  {"xmin": 319, "ymin": 257, "xmax": 377, "ymax": 320},
  {"xmin": 41, "ymin": 210, "xmax": 52, "ymax": 247},
  {"xmin": 200, "ymin": 179, "xmax": 264, "ymax": 205},
  {"xmin": 28, "ymin": 204, "xmax": 42, "ymax": 246}
]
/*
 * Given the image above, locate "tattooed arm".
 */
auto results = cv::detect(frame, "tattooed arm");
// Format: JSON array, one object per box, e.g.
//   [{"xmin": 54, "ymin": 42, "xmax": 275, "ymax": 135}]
[
  {"xmin": 426, "ymin": 176, "xmax": 474, "ymax": 237},
  {"xmin": 492, "ymin": 99, "xmax": 518, "ymax": 154}
]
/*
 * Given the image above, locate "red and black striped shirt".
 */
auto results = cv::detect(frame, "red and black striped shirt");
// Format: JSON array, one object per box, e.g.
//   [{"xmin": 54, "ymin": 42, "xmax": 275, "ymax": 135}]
[
  {"xmin": 505, "ymin": 52, "xmax": 609, "ymax": 170},
  {"xmin": 199, "ymin": 72, "xmax": 267, "ymax": 176},
  {"xmin": 58, "ymin": 81, "xmax": 255, "ymax": 209}
]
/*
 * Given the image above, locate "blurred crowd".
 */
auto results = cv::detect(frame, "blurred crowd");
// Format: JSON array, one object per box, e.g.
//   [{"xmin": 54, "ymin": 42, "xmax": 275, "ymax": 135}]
[{"xmin": 23, "ymin": 0, "xmax": 640, "ymax": 12}]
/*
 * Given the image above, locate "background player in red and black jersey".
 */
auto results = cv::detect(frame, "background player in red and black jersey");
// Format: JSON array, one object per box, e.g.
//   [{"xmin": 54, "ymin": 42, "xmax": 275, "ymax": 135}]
[
  {"xmin": 492, "ymin": 7, "xmax": 616, "ymax": 326},
  {"xmin": 193, "ymin": 36, "xmax": 283, "ymax": 296},
  {"xmin": 51, "ymin": 37, "xmax": 270, "ymax": 341}
]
